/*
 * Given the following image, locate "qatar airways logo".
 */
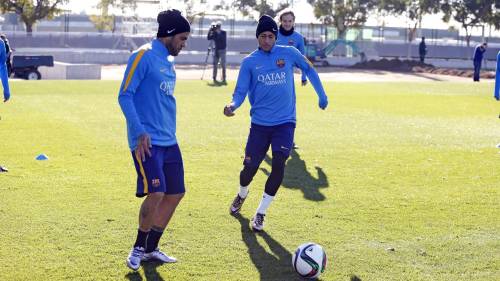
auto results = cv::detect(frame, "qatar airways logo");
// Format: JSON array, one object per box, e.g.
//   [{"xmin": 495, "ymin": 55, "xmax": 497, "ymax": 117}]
[
  {"xmin": 257, "ymin": 72, "xmax": 286, "ymax": 86},
  {"xmin": 160, "ymin": 80, "xmax": 175, "ymax": 95}
]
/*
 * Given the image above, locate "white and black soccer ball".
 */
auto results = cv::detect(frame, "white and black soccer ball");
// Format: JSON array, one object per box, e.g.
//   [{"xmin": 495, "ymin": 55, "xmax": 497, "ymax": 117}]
[{"xmin": 292, "ymin": 242, "xmax": 327, "ymax": 279}]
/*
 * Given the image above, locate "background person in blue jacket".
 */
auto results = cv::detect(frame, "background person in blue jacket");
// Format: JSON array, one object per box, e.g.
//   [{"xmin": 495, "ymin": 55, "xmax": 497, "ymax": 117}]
[
  {"xmin": 0, "ymin": 34, "xmax": 12, "ymax": 77},
  {"xmin": 276, "ymin": 9, "xmax": 307, "ymax": 86},
  {"xmin": 118, "ymin": 9, "xmax": 190, "ymax": 271},
  {"xmin": 0, "ymin": 37, "xmax": 11, "ymax": 173},
  {"xmin": 224, "ymin": 15, "xmax": 329, "ymax": 232},
  {"xmin": 0, "ymin": 38, "xmax": 10, "ymax": 102},
  {"xmin": 419, "ymin": 37, "xmax": 427, "ymax": 63},
  {"xmin": 473, "ymin": 42, "xmax": 487, "ymax": 82},
  {"xmin": 276, "ymin": 9, "xmax": 307, "ymax": 149}
]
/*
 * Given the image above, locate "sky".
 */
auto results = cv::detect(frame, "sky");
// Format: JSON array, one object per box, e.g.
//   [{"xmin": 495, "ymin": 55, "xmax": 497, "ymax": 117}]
[{"xmin": 61, "ymin": 0, "xmax": 497, "ymax": 36}]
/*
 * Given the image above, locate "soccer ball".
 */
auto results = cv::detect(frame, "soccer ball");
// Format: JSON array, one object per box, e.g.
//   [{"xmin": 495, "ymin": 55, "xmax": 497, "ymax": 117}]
[{"xmin": 292, "ymin": 242, "xmax": 327, "ymax": 279}]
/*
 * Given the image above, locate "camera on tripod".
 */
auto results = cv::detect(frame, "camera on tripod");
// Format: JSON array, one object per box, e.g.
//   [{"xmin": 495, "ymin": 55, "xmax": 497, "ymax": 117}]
[{"xmin": 208, "ymin": 23, "xmax": 218, "ymax": 36}]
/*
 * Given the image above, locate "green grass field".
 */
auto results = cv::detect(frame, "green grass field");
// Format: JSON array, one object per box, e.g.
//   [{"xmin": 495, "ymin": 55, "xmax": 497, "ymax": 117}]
[{"xmin": 0, "ymin": 80, "xmax": 498, "ymax": 281}]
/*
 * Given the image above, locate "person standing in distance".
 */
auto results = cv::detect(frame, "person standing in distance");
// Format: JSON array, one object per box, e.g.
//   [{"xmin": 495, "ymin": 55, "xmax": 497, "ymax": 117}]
[
  {"xmin": 473, "ymin": 42, "xmax": 487, "ymax": 82},
  {"xmin": 207, "ymin": 21, "xmax": 227, "ymax": 84},
  {"xmin": 224, "ymin": 15, "xmax": 329, "ymax": 232},
  {"xmin": 419, "ymin": 37, "xmax": 427, "ymax": 63},
  {"xmin": 118, "ymin": 9, "xmax": 190, "ymax": 271}
]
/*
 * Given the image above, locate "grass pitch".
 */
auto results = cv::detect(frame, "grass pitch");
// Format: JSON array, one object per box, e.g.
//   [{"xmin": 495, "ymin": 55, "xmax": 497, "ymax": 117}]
[{"xmin": 0, "ymin": 80, "xmax": 498, "ymax": 281}]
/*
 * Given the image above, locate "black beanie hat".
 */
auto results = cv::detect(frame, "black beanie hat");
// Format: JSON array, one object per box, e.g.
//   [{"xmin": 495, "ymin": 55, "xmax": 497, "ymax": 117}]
[
  {"xmin": 157, "ymin": 9, "xmax": 191, "ymax": 38},
  {"xmin": 256, "ymin": 15, "xmax": 278, "ymax": 38}
]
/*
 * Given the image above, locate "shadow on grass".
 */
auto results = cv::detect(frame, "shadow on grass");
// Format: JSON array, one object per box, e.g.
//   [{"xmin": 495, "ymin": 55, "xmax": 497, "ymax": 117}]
[
  {"xmin": 260, "ymin": 149, "xmax": 329, "ymax": 201},
  {"xmin": 409, "ymin": 72, "xmax": 444, "ymax": 81},
  {"xmin": 350, "ymin": 275, "xmax": 363, "ymax": 281},
  {"xmin": 125, "ymin": 261, "xmax": 166, "ymax": 281},
  {"xmin": 234, "ymin": 213, "xmax": 305, "ymax": 281},
  {"xmin": 206, "ymin": 81, "xmax": 226, "ymax": 87}
]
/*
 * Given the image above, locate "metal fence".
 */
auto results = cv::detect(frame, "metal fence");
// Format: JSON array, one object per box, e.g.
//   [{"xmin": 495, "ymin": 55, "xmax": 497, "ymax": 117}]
[{"xmin": 2, "ymin": 12, "xmax": 499, "ymax": 61}]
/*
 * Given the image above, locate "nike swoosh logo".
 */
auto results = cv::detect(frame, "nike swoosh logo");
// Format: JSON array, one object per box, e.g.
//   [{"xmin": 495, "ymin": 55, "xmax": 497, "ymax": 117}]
[
  {"xmin": 281, "ymin": 146, "xmax": 289, "ymax": 150},
  {"xmin": 167, "ymin": 29, "xmax": 175, "ymax": 33},
  {"xmin": 256, "ymin": 66, "xmax": 263, "ymax": 69}
]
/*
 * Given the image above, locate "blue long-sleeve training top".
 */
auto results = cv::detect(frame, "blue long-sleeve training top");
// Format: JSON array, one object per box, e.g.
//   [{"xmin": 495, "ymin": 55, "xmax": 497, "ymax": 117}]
[
  {"xmin": 0, "ymin": 40, "xmax": 10, "ymax": 100},
  {"xmin": 277, "ymin": 30, "xmax": 307, "ymax": 82},
  {"xmin": 118, "ymin": 39, "xmax": 178, "ymax": 151},
  {"xmin": 231, "ymin": 44, "xmax": 328, "ymax": 126}
]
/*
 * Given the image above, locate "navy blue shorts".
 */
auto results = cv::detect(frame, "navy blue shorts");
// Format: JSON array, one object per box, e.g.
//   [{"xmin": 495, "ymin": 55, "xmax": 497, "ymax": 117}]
[
  {"xmin": 243, "ymin": 122, "xmax": 295, "ymax": 167},
  {"xmin": 131, "ymin": 144, "xmax": 185, "ymax": 197}
]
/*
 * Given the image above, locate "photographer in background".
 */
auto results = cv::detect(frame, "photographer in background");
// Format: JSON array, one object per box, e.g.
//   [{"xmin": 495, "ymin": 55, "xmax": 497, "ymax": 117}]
[{"xmin": 207, "ymin": 22, "xmax": 227, "ymax": 85}]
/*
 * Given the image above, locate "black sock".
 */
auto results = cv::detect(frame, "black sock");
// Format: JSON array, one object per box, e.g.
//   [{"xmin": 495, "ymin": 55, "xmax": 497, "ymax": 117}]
[
  {"xmin": 133, "ymin": 229, "xmax": 149, "ymax": 248},
  {"xmin": 146, "ymin": 227, "xmax": 164, "ymax": 253}
]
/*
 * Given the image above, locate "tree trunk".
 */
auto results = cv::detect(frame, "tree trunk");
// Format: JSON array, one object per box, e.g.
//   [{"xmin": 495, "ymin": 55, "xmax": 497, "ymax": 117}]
[
  {"xmin": 465, "ymin": 34, "xmax": 471, "ymax": 47},
  {"xmin": 464, "ymin": 26, "xmax": 470, "ymax": 47},
  {"xmin": 407, "ymin": 24, "xmax": 418, "ymax": 61},
  {"xmin": 337, "ymin": 30, "xmax": 345, "ymax": 40},
  {"xmin": 25, "ymin": 21, "xmax": 34, "ymax": 33}
]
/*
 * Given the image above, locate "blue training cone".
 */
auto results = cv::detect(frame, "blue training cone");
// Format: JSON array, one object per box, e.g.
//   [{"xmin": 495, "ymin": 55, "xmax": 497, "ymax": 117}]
[{"xmin": 35, "ymin": 154, "xmax": 49, "ymax": 161}]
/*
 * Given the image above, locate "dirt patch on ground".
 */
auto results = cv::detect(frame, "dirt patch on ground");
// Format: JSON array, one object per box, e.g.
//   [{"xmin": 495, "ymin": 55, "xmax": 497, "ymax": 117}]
[
  {"xmin": 412, "ymin": 66, "xmax": 495, "ymax": 79},
  {"xmin": 350, "ymin": 58, "xmax": 495, "ymax": 79}
]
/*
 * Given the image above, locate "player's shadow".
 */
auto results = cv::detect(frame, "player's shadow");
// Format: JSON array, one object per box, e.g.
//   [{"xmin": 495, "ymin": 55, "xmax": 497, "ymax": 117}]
[
  {"xmin": 206, "ymin": 81, "xmax": 224, "ymax": 87},
  {"xmin": 234, "ymin": 213, "xmax": 304, "ymax": 281},
  {"xmin": 260, "ymin": 149, "xmax": 329, "ymax": 201},
  {"xmin": 125, "ymin": 261, "xmax": 166, "ymax": 281}
]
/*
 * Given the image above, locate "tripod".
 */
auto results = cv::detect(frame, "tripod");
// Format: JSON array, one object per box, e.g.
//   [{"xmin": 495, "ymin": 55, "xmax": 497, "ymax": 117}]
[{"xmin": 201, "ymin": 40, "xmax": 215, "ymax": 80}]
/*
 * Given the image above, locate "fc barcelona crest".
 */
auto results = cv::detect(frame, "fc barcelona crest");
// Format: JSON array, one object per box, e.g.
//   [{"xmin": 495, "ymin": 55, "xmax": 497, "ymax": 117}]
[{"xmin": 276, "ymin": 59, "xmax": 286, "ymax": 68}]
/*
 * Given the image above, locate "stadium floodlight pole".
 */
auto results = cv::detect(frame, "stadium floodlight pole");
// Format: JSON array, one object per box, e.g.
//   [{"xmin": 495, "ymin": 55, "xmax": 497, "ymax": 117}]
[{"xmin": 201, "ymin": 40, "xmax": 214, "ymax": 80}]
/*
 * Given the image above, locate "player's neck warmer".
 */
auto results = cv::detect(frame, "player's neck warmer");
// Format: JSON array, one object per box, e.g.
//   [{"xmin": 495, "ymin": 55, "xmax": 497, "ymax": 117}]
[{"xmin": 279, "ymin": 25, "xmax": 294, "ymax": 36}]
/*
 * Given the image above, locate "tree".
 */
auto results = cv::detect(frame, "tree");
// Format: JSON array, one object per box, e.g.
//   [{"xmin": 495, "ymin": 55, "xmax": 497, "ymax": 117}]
[
  {"xmin": 307, "ymin": 0, "xmax": 376, "ymax": 39},
  {"xmin": 378, "ymin": 1, "xmax": 441, "ymax": 59},
  {"xmin": 233, "ymin": 0, "xmax": 289, "ymax": 18},
  {"xmin": 179, "ymin": 0, "xmax": 210, "ymax": 23},
  {"xmin": 0, "ymin": 0, "xmax": 68, "ymax": 33},
  {"xmin": 90, "ymin": 0, "xmax": 139, "ymax": 32},
  {"xmin": 485, "ymin": 2, "xmax": 499, "ymax": 30},
  {"xmin": 442, "ymin": 0, "xmax": 497, "ymax": 47}
]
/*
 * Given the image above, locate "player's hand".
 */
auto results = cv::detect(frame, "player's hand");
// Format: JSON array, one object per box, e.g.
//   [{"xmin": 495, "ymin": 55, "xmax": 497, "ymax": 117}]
[
  {"xmin": 301, "ymin": 80, "xmax": 308, "ymax": 86},
  {"xmin": 135, "ymin": 133, "xmax": 152, "ymax": 162},
  {"xmin": 223, "ymin": 103, "xmax": 235, "ymax": 117},
  {"xmin": 319, "ymin": 97, "xmax": 328, "ymax": 110}
]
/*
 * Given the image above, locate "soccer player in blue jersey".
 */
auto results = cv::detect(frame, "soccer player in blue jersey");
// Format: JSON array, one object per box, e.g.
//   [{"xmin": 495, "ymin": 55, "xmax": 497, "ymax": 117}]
[
  {"xmin": 0, "ymin": 37, "xmax": 11, "ymax": 172},
  {"xmin": 276, "ymin": 9, "xmax": 307, "ymax": 86},
  {"xmin": 0, "ymin": 38, "xmax": 10, "ymax": 102},
  {"xmin": 276, "ymin": 9, "xmax": 307, "ymax": 149},
  {"xmin": 224, "ymin": 15, "xmax": 329, "ymax": 231},
  {"xmin": 118, "ymin": 9, "xmax": 190, "ymax": 271}
]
